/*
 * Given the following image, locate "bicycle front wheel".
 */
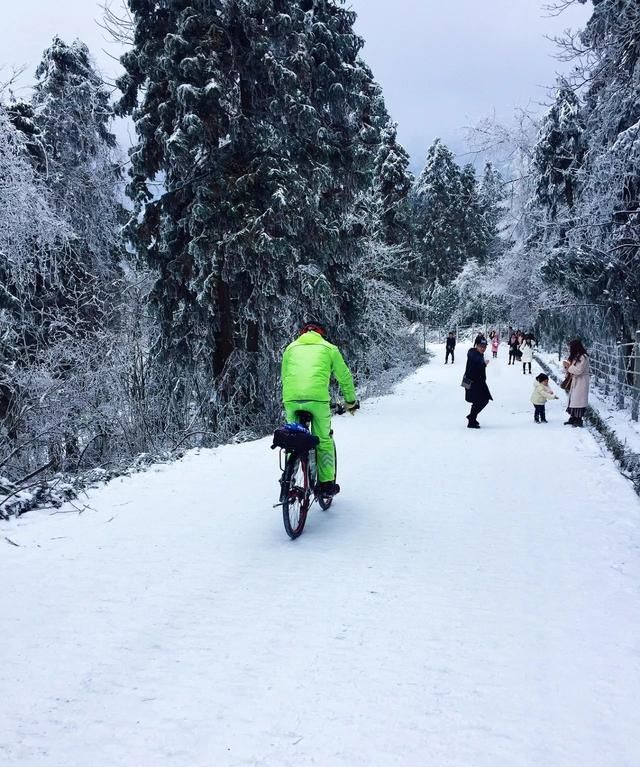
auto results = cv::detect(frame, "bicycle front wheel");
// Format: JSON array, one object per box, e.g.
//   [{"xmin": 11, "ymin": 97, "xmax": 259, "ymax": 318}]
[{"xmin": 282, "ymin": 453, "xmax": 310, "ymax": 539}]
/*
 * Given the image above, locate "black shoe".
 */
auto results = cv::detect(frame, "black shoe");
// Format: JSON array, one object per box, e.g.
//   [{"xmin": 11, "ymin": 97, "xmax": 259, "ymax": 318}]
[
  {"xmin": 564, "ymin": 417, "xmax": 576, "ymax": 426},
  {"xmin": 541, "ymin": 419, "xmax": 548, "ymax": 423},
  {"xmin": 317, "ymin": 481, "xmax": 340, "ymax": 496},
  {"xmin": 573, "ymin": 417, "xmax": 584, "ymax": 428},
  {"xmin": 534, "ymin": 419, "xmax": 540, "ymax": 423},
  {"xmin": 467, "ymin": 421, "xmax": 480, "ymax": 429}
]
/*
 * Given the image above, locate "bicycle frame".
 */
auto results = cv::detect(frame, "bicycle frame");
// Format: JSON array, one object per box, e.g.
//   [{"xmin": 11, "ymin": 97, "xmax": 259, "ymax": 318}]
[{"xmin": 275, "ymin": 402, "xmax": 351, "ymax": 537}]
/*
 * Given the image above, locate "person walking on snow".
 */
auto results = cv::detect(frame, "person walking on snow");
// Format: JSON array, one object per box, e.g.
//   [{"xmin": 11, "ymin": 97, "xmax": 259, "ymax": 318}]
[
  {"xmin": 508, "ymin": 333, "xmax": 518, "ymax": 365},
  {"xmin": 281, "ymin": 320, "xmax": 358, "ymax": 496},
  {"xmin": 445, "ymin": 331, "xmax": 456, "ymax": 364},
  {"xmin": 464, "ymin": 337, "xmax": 492, "ymax": 429},
  {"xmin": 531, "ymin": 373, "xmax": 558, "ymax": 423},
  {"xmin": 520, "ymin": 337, "xmax": 533, "ymax": 374}
]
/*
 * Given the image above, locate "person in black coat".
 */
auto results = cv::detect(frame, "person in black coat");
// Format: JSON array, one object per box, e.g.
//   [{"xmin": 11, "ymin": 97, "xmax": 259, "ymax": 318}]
[
  {"xmin": 464, "ymin": 337, "xmax": 493, "ymax": 428},
  {"xmin": 445, "ymin": 331, "xmax": 456, "ymax": 364},
  {"xmin": 507, "ymin": 333, "xmax": 519, "ymax": 365}
]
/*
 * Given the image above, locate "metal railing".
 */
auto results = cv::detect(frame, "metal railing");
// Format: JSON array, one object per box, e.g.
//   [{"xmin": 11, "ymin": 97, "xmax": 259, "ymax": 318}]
[{"xmin": 584, "ymin": 334, "xmax": 640, "ymax": 421}]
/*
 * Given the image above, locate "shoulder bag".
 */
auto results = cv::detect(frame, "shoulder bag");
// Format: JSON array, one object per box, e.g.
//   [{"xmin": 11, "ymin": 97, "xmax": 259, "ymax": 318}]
[{"xmin": 559, "ymin": 373, "xmax": 572, "ymax": 391}]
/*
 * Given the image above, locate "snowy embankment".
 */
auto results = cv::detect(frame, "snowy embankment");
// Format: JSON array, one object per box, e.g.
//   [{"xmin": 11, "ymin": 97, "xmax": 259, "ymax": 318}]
[{"xmin": 2, "ymin": 345, "xmax": 640, "ymax": 767}]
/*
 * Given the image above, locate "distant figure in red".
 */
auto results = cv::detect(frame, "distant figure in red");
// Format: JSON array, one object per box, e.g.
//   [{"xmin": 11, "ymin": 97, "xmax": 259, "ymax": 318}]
[{"xmin": 490, "ymin": 331, "xmax": 499, "ymax": 359}]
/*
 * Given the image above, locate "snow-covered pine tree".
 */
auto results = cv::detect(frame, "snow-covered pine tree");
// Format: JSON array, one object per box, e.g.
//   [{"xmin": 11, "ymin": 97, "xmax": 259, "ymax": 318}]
[
  {"xmin": 1, "ymin": 38, "xmax": 126, "ymax": 469},
  {"xmin": 530, "ymin": 80, "xmax": 584, "ymax": 231},
  {"xmin": 5, "ymin": 101, "xmax": 46, "ymax": 169},
  {"xmin": 341, "ymin": 95, "xmax": 418, "ymax": 376},
  {"xmin": 532, "ymin": 3, "xmax": 640, "ymax": 336},
  {"xmin": 372, "ymin": 120, "xmax": 413, "ymax": 248},
  {"xmin": 458, "ymin": 163, "xmax": 490, "ymax": 266},
  {"xmin": 119, "ymin": 0, "xmax": 386, "ymax": 429},
  {"xmin": 479, "ymin": 162, "xmax": 508, "ymax": 263},
  {"xmin": 3, "ymin": 35, "xmax": 125, "ymax": 361},
  {"xmin": 32, "ymin": 37, "xmax": 123, "ymax": 275},
  {"xmin": 118, "ymin": 0, "xmax": 231, "ymax": 372},
  {"xmin": 411, "ymin": 139, "xmax": 466, "ymax": 291},
  {"xmin": 565, "ymin": 1, "xmax": 640, "ymax": 335}
]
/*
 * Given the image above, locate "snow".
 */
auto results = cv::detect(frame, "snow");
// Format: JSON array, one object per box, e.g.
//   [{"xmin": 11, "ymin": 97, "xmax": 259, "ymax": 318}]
[{"xmin": 2, "ymin": 345, "xmax": 640, "ymax": 767}]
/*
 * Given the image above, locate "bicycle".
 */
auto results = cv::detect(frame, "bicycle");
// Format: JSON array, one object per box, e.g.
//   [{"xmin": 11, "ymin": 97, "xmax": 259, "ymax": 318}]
[{"xmin": 273, "ymin": 403, "xmax": 354, "ymax": 539}]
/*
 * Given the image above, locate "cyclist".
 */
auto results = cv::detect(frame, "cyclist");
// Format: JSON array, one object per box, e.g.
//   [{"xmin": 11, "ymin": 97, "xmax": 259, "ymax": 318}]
[{"xmin": 281, "ymin": 320, "xmax": 358, "ymax": 496}]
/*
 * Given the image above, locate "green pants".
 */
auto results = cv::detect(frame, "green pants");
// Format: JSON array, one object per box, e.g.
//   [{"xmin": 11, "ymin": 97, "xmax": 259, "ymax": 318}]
[{"xmin": 284, "ymin": 400, "xmax": 336, "ymax": 483}]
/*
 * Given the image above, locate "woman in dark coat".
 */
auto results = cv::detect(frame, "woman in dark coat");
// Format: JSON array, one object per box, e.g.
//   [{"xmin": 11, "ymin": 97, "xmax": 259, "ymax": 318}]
[
  {"xmin": 508, "ymin": 333, "xmax": 519, "ymax": 365},
  {"xmin": 464, "ymin": 337, "xmax": 493, "ymax": 428}
]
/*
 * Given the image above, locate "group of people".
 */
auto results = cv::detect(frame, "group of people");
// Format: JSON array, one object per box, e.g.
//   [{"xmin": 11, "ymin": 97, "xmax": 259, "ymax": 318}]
[
  {"xmin": 276, "ymin": 320, "xmax": 592, "ymax": 502},
  {"xmin": 456, "ymin": 331, "xmax": 591, "ymax": 429},
  {"xmin": 447, "ymin": 328, "xmax": 536, "ymax": 373},
  {"xmin": 506, "ymin": 329, "xmax": 537, "ymax": 374}
]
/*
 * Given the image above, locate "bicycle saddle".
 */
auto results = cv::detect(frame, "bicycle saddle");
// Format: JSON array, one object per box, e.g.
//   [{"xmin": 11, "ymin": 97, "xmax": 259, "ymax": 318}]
[{"xmin": 295, "ymin": 410, "xmax": 313, "ymax": 425}]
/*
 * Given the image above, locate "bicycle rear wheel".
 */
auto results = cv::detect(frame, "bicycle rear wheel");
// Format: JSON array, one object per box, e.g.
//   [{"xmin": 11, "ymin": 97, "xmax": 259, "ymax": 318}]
[
  {"xmin": 316, "ymin": 442, "xmax": 337, "ymax": 511},
  {"xmin": 282, "ymin": 453, "xmax": 310, "ymax": 539}
]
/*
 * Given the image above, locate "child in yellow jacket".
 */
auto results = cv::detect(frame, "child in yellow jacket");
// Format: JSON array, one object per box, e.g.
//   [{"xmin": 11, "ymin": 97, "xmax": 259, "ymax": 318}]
[{"xmin": 531, "ymin": 373, "xmax": 559, "ymax": 423}]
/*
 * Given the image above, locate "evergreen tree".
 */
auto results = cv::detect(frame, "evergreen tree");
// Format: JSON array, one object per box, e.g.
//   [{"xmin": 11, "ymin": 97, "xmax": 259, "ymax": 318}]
[
  {"xmin": 531, "ymin": 80, "xmax": 584, "ymax": 225},
  {"xmin": 5, "ymin": 101, "xmax": 46, "ymax": 168},
  {"xmin": 1, "ymin": 35, "xmax": 122, "ymax": 365},
  {"xmin": 119, "ymin": 0, "xmax": 385, "ymax": 424},
  {"xmin": 2, "ymin": 38, "xmax": 125, "ymax": 465},
  {"xmin": 458, "ymin": 163, "xmax": 489, "ymax": 265},
  {"xmin": 372, "ymin": 120, "xmax": 413, "ymax": 247},
  {"xmin": 32, "ymin": 37, "xmax": 122, "ymax": 272},
  {"xmin": 412, "ymin": 138, "xmax": 465, "ymax": 289},
  {"xmin": 479, "ymin": 162, "xmax": 508, "ymax": 263},
  {"xmin": 530, "ymin": 5, "xmax": 640, "ymax": 336}
]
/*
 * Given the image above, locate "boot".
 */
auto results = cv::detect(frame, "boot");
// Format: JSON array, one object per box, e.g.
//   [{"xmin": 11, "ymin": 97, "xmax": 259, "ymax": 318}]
[
  {"xmin": 573, "ymin": 417, "xmax": 584, "ymax": 428},
  {"xmin": 564, "ymin": 417, "xmax": 576, "ymax": 426}
]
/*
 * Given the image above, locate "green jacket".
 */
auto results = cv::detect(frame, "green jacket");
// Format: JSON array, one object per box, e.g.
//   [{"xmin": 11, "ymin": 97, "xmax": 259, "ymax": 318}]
[{"xmin": 281, "ymin": 331, "xmax": 356, "ymax": 404}]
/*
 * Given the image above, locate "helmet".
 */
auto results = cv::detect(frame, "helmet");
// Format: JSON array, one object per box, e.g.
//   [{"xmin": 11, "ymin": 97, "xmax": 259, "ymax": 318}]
[{"xmin": 300, "ymin": 319, "xmax": 327, "ymax": 337}]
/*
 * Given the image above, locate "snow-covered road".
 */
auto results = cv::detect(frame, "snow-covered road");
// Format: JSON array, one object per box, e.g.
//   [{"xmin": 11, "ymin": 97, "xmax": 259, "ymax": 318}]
[{"xmin": 2, "ymin": 346, "xmax": 640, "ymax": 767}]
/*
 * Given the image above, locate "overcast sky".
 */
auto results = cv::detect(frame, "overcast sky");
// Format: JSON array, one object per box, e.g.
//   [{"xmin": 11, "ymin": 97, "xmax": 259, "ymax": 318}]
[{"xmin": 1, "ymin": 0, "xmax": 591, "ymax": 170}]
